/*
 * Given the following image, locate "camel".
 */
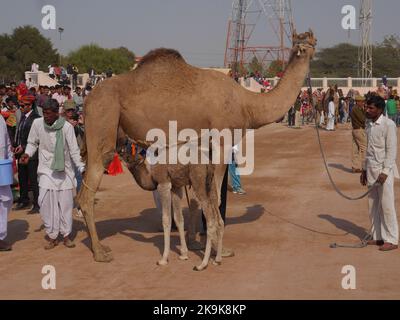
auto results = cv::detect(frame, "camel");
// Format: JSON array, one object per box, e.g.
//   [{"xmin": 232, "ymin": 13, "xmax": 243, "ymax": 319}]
[
  {"xmin": 118, "ymin": 143, "xmax": 221, "ymax": 271},
  {"xmin": 77, "ymin": 30, "xmax": 317, "ymax": 263}
]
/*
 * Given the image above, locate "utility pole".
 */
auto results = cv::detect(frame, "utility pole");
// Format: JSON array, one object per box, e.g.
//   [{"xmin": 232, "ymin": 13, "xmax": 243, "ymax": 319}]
[{"xmin": 58, "ymin": 27, "xmax": 64, "ymax": 66}]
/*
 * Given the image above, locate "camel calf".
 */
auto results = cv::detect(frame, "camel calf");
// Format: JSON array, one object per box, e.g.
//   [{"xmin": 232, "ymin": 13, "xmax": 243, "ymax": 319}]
[{"xmin": 119, "ymin": 143, "xmax": 224, "ymax": 271}]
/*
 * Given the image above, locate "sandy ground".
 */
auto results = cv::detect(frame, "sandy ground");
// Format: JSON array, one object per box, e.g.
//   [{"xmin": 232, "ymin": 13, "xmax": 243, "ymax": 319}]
[{"xmin": 1, "ymin": 122, "xmax": 400, "ymax": 300}]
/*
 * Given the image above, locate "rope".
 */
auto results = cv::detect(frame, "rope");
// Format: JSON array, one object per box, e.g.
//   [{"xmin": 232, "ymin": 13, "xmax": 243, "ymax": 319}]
[
  {"xmin": 306, "ymin": 74, "xmax": 377, "ymax": 248},
  {"xmin": 306, "ymin": 74, "xmax": 378, "ymax": 201},
  {"xmin": 82, "ymin": 179, "xmax": 97, "ymax": 193}
]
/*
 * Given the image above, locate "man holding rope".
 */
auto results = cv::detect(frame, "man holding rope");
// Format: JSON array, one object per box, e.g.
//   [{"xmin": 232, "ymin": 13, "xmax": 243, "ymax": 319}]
[{"xmin": 361, "ymin": 95, "xmax": 399, "ymax": 251}]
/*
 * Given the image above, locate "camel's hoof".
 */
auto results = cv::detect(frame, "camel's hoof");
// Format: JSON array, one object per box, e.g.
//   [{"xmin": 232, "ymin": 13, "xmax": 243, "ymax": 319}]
[
  {"xmin": 157, "ymin": 259, "xmax": 168, "ymax": 266},
  {"xmin": 179, "ymin": 255, "xmax": 189, "ymax": 261},
  {"xmin": 193, "ymin": 265, "xmax": 208, "ymax": 272},
  {"xmin": 93, "ymin": 250, "xmax": 113, "ymax": 263},
  {"xmin": 213, "ymin": 260, "xmax": 222, "ymax": 266},
  {"xmin": 101, "ymin": 244, "xmax": 112, "ymax": 253}
]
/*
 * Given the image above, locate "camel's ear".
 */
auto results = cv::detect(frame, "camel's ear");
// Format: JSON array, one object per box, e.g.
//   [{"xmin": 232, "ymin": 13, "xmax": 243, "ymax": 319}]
[{"xmin": 308, "ymin": 28, "xmax": 314, "ymax": 38}]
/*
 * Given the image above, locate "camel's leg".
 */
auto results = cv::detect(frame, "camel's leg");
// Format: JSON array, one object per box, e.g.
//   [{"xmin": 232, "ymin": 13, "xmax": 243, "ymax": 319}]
[
  {"xmin": 187, "ymin": 194, "xmax": 205, "ymax": 251},
  {"xmin": 213, "ymin": 206, "xmax": 224, "ymax": 266},
  {"xmin": 193, "ymin": 202, "xmax": 216, "ymax": 271},
  {"xmin": 76, "ymin": 84, "xmax": 121, "ymax": 262},
  {"xmin": 157, "ymin": 182, "xmax": 172, "ymax": 266},
  {"xmin": 172, "ymin": 187, "xmax": 189, "ymax": 261},
  {"xmin": 78, "ymin": 162, "xmax": 113, "ymax": 262}
]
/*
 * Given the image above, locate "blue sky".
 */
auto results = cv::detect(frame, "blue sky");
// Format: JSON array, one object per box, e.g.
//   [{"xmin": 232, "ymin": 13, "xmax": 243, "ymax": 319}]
[{"xmin": 0, "ymin": 0, "xmax": 398, "ymax": 66}]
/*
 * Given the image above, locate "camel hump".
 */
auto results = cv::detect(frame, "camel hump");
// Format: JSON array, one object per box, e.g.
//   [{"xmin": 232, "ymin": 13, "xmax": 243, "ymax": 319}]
[{"xmin": 137, "ymin": 48, "xmax": 185, "ymax": 68}]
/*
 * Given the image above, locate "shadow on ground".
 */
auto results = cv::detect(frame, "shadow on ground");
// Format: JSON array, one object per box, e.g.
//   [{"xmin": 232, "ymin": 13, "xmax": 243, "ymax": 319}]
[
  {"xmin": 74, "ymin": 204, "xmax": 265, "ymax": 254},
  {"xmin": 328, "ymin": 163, "xmax": 354, "ymax": 174},
  {"xmin": 318, "ymin": 214, "xmax": 369, "ymax": 240}
]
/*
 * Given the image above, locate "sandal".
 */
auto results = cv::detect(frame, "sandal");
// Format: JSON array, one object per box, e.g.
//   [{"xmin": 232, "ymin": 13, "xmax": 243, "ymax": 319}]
[{"xmin": 44, "ymin": 239, "xmax": 58, "ymax": 250}]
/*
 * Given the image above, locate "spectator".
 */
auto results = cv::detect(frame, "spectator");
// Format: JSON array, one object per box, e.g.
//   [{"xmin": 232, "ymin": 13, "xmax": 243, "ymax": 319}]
[
  {"xmin": 326, "ymin": 96, "xmax": 335, "ymax": 131},
  {"xmin": 228, "ymin": 146, "xmax": 246, "ymax": 195},
  {"xmin": 0, "ymin": 115, "xmax": 13, "ymax": 251},
  {"xmin": 361, "ymin": 95, "xmax": 399, "ymax": 251},
  {"xmin": 386, "ymin": 95, "xmax": 397, "ymax": 123},
  {"xmin": 14, "ymin": 94, "xmax": 41, "ymax": 213},
  {"xmin": 288, "ymin": 105, "xmax": 295, "ymax": 127},
  {"xmin": 52, "ymin": 85, "xmax": 66, "ymax": 111},
  {"xmin": 395, "ymin": 96, "xmax": 400, "ymax": 127},
  {"xmin": 1, "ymin": 98, "xmax": 17, "ymax": 142},
  {"xmin": 72, "ymin": 65, "xmax": 79, "ymax": 89},
  {"xmin": 48, "ymin": 64, "xmax": 55, "ymax": 79},
  {"xmin": 37, "ymin": 85, "xmax": 50, "ymax": 117},
  {"xmin": 73, "ymin": 87, "xmax": 84, "ymax": 112},
  {"xmin": 63, "ymin": 86, "xmax": 73, "ymax": 100},
  {"xmin": 20, "ymin": 98, "xmax": 85, "ymax": 250},
  {"xmin": 350, "ymin": 95, "xmax": 367, "ymax": 173},
  {"xmin": 31, "ymin": 62, "xmax": 39, "ymax": 73}
]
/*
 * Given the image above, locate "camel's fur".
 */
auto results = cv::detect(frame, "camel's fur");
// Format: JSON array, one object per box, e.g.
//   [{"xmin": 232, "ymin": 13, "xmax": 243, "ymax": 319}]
[
  {"xmin": 118, "ymin": 139, "xmax": 221, "ymax": 270},
  {"xmin": 76, "ymin": 30, "xmax": 316, "ymax": 265}
]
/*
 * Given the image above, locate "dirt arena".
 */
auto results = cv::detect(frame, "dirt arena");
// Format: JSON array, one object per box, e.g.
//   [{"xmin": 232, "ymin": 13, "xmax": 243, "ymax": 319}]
[{"xmin": 1, "ymin": 122, "xmax": 400, "ymax": 300}]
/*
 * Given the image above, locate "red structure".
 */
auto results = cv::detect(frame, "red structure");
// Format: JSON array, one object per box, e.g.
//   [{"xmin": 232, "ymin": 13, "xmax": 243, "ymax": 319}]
[{"xmin": 224, "ymin": 0, "xmax": 294, "ymax": 77}]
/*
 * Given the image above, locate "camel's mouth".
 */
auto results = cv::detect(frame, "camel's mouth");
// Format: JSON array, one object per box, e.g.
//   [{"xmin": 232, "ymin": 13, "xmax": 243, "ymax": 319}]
[{"xmin": 292, "ymin": 29, "xmax": 317, "ymax": 57}]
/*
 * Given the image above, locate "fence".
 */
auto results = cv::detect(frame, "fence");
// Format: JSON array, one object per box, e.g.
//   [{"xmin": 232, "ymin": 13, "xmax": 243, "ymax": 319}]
[{"xmin": 240, "ymin": 77, "xmax": 400, "ymax": 94}]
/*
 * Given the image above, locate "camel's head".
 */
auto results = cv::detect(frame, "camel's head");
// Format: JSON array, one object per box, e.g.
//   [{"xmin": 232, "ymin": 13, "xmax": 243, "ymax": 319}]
[{"xmin": 292, "ymin": 29, "xmax": 317, "ymax": 59}]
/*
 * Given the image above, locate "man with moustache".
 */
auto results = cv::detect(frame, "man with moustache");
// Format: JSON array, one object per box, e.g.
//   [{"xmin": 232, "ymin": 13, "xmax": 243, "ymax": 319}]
[{"xmin": 361, "ymin": 95, "xmax": 399, "ymax": 251}]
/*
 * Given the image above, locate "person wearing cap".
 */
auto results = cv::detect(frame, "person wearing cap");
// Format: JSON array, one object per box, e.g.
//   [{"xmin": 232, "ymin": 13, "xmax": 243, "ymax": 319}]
[
  {"xmin": 20, "ymin": 99, "xmax": 85, "ymax": 250},
  {"xmin": 360, "ymin": 95, "xmax": 399, "ymax": 251},
  {"xmin": 14, "ymin": 94, "xmax": 41, "ymax": 213},
  {"xmin": 0, "ymin": 115, "xmax": 13, "ymax": 251},
  {"xmin": 350, "ymin": 95, "xmax": 367, "ymax": 173},
  {"xmin": 63, "ymin": 99, "xmax": 76, "ymax": 120}
]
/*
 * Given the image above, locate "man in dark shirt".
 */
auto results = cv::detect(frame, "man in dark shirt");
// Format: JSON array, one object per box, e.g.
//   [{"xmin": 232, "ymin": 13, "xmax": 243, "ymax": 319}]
[
  {"xmin": 350, "ymin": 95, "xmax": 367, "ymax": 173},
  {"xmin": 14, "ymin": 95, "xmax": 41, "ymax": 213}
]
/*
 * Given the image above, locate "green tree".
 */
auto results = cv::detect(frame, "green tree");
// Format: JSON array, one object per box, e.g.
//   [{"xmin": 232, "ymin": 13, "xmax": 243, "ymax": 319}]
[
  {"xmin": 248, "ymin": 56, "xmax": 264, "ymax": 75},
  {"xmin": 0, "ymin": 25, "xmax": 58, "ymax": 82},
  {"xmin": 310, "ymin": 43, "xmax": 358, "ymax": 77},
  {"xmin": 309, "ymin": 37, "xmax": 400, "ymax": 77},
  {"xmin": 66, "ymin": 44, "xmax": 135, "ymax": 74},
  {"xmin": 265, "ymin": 60, "xmax": 285, "ymax": 77}
]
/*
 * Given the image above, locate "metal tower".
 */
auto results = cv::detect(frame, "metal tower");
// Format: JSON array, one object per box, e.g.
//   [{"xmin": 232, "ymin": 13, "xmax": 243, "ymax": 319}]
[
  {"xmin": 224, "ymin": 0, "xmax": 294, "ymax": 76},
  {"xmin": 358, "ymin": 0, "xmax": 373, "ymax": 85}
]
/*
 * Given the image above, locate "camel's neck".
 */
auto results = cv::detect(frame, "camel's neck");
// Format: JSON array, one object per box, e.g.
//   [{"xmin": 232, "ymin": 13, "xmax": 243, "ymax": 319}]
[{"xmin": 245, "ymin": 54, "xmax": 311, "ymax": 129}]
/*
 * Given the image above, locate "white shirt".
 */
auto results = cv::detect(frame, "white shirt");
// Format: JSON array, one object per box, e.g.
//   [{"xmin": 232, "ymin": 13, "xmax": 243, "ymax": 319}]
[
  {"xmin": 52, "ymin": 93, "xmax": 66, "ymax": 106},
  {"xmin": 364, "ymin": 115, "xmax": 399, "ymax": 181},
  {"xmin": 25, "ymin": 118, "xmax": 85, "ymax": 190},
  {"xmin": 328, "ymin": 101, "xmax": 335, "ymax": 119},
  {"xmin": 0, "ymin": 116, "xmax": 13, "ymax": 201}
]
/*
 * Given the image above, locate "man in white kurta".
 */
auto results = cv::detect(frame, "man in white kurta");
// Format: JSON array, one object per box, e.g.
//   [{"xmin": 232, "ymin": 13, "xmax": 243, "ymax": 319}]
[
  {"xmin": 326, "ymin": 97, "xmax": 335, "ymax": 131},
  {"xmin": 0, "ymin": 116, "xmax": 13, "ymax": 251},
  {"xmin": 361, "ymin": 95, "xmax": 399, "ymax": 251},
  {"xmin": 22, "ymin": 99, "xmax": 85, "ymax": 249}
]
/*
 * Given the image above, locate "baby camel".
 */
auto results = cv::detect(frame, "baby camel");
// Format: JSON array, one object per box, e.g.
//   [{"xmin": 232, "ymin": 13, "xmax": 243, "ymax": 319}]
[{"xmin": 119, "ymin": 144, "xmax": 224, "ymax": 271}]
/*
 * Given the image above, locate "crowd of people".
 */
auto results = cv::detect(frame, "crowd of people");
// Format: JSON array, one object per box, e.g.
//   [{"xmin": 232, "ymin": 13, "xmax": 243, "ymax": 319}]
[
  {"xmin": 0, "ymin": 80, "xmax": 88, "ymax": 251},
  {"xmin": 285, "ymin": 84, "xmax": 400, "ymax": 130},
  {"xmin": 284, "ymin": 83, "xmax": 400, "ymax": 251},
  {"xmin": 1, "ymin": 69, "xmax": 398, "ymax": 253}
]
